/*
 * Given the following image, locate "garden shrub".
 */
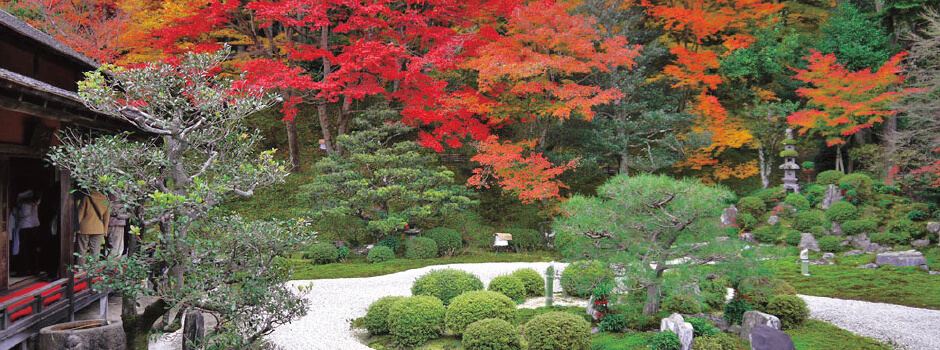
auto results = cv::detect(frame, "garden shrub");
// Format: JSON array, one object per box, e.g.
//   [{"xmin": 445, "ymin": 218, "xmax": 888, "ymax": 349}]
[
  {"xmin": 737, "ymin": 196, "xmax": 765, "ymax": 216},
  {"xmin": 803, "ymin": 184, "xmax": 826, "ymax": 207},
  {"xmin": 842, "ymin": 220, "xmax": 878, "ymax": 236},
  {"xmin": 753, "ymin": 225, "xmax": 779, "ymax": 244},
  {"xmin": 723, "ymin": 298, "xmax": 754, "ymax": 325},
  {"xmin": 488, "ymin": 275, "xmax": 526, "ymax": 301},
  {"xmin": 736, "ymin": 277, "xmax": 794, "ymax": 309},
  {"xmin": 302, "ymin": 243, "xmax": 338, "ymax": 264},
  {"xmin": 662, "ymin": 294, "xmax": 701, "ymax": 314},
  {"xmin": 687, "ymin": 317, "xmax": 720, "ymax": 337},
  {"xmin": 424, "ymin": 227, "xmax": 463, "ymax": 256},
  {"xmin": 650, "ymin": 330, "xmax": 682, "ymax": 350},
  {"xmin": 735, "ymin": 213, "xmax": 758, "ymax": 232},
  {"xmin": 378, "ymin": 236, "xmax": 404, "ymax": 254},
  {"xmin": 887, "ymin": 219, "xmax": 923, "ymax": 240},
  {"xmin": 692, "ymin": 333, "xmax": 740, "ymax": 350},
  {"xmin": 367, "ymin": 246, "xmax": 395, "ymax": 263},
  {"xmin": 560, "ymin": 261, "xmax": 614, "ymax": 298},
  {"xmin": 816, "ymin": 170, "xmax": 845, "ymax": 186},
  {"xmin": 413, "ymin": 269, "xmax": 484, "ymax": 305},
  {"xmin": 826, "ymin": 201, "xmax": 859, "ymax": 223},
  {"xmin": 784, "ymin": 193, "xmax": 810, "ymax": 211},
  {"xmin": 337, "ymin": 246, "xmax": 350, "ymax": 261},
  {"xmin": 406, "ymin": 237, "xmax": 438, "ymax": 259},
  {"xmin": 871, "ymin": 232, "xmax": 905, "ymax": 246},
  {"xmin": 523, "ymin": 312, "xmax": 591, "ymax": 350},
  {"xmin": 387, "ymin": 295, "xmax": 446, "ymax": 348},
  {"xmin": 363, "ymin": 296, "xmax": 405, "ymax": 334},
  {"xmin": 504, "ymin": 228, "xmax": 542, "ymax": 252},
  {"xmin": 907, "ymin": 209, "xmax": 929, "ymax": 221},
  {"xmin": 598, "ymin": 314, "xmax": 627, "ymax": 333},
  {"xmin": 511, "ymin": 268, "xmax": 545, "ymax": 297},
  {"xmin": 784, "ymin": 229, "xmax": 802, "ymax": 246},
  {"xmin": 792, "ymin": 211, "xmax": 824, "ymax": 231},
  {"xmin": 818, "ymin": 236, "xmax": 843, "ymax": 252},
  {"xmin": 462, "ymin": 318, "xmax": 521, "ymax": 350},
  {"xmin": 754, "ymin": 188, "xmax": 785, "ymax": 207},
  {"xmin": 839, "ymin": 173, "xmax": 874, "ymax": 203},
  {"xmin": 446, "ymin": 291, "xmax": 516, "ymax": 336},
  {"xmin": 702, "ymin": 292, "xmax": 726, "ymax": 312},
  {"xmin": 764, "ymin": 295, "xmax": 809, "ymax": 329}
]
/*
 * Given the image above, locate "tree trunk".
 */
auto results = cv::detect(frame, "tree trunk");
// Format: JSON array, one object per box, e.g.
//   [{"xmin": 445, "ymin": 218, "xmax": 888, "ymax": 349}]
[
  {"xmin": 285, "ymin": 118, "xmax": 301, "ymax": 170},
  {"xmin": 317, "ymin": 25, "xmax": 337, "ymax": 155},
  {"xmin": 334, "ymin": 96, "xmax": 352, "ymax": 155},
  {"xmin": 642, "ymin": 283, "xmax": 661, "ymax": 316},
  {"xmin": 619, "ymin": 153, "xmax": 630, "ymax": 175},
  {"xmin": 758, "ymin": 139, "xmax": 770, "ymax": 189},
  {"xmin": 835, "ymin": 144, "xmax": 844, "ymax": 173},
  {"xmin": 123, "ymin": 297, "xmax": 168, "ymax": 350},
  {"xmin": 883, "ymin": 115, "xmax": 897, "ymax": 181}
]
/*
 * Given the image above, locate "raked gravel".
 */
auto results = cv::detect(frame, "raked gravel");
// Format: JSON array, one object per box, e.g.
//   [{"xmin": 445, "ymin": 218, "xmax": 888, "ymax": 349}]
[{"xmin": 798, "ymin": 294, "xmax": 940, "ymax": 350}]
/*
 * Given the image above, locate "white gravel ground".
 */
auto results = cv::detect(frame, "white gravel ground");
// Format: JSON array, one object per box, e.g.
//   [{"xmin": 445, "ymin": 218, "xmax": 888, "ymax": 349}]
[
  {"xmin": 798, "ymin": 294, "xmax": 940, "ymax": 350},
  {"xmin": 266, "ymin": 262, "xmax": 569, "ymax": 350}
]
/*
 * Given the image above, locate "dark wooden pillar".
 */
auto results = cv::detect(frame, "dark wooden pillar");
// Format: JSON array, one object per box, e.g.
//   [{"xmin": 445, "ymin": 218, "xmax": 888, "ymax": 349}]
[
  {"xmin": 58, "ymin": 169, "xmax": 73, "ymax": 278},
  {"xmin": 0, "ymin": 157, "xmax": 8, "ymax": 290}
]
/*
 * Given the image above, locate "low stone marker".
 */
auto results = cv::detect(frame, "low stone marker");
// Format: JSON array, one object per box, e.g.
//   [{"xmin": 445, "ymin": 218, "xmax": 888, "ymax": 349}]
[
  {"xmin": 660, "ymin": 313, "xmax": 693, "ymax": 350},
  {"xmin": 741, "ymin": 311, "xmax": 781, "ymax": 341},
  {"xmin": 876, "ymin": 250, "xmax": 928, "ymax": 270},
  {"xmin": 750, "ymin": 324, "xmax": 796, "ymax": 350}
]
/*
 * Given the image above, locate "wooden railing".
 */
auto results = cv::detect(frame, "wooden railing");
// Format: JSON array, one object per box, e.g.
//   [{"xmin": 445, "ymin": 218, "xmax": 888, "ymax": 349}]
[{"xmin": 0, "ymin": 273, "xmax": 99, "ymax": 337}]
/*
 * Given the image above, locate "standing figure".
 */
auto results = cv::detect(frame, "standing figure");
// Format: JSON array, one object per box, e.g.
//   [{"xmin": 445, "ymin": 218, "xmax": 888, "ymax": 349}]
[
  {"xmin": 10, "ymin": 190, "xmax": 41, "ymax": 275},
  {"xmin": 77, "ymin": 191, "xmax": 109, "ymax": 265},
  {"xmin": 106, "ymin": 194, "xmax": 128, "ymax": 257}
]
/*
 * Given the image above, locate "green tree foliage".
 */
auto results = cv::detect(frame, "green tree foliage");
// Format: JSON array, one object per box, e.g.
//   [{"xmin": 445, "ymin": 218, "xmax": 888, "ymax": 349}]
[
  {"xmin": 816, "ymin": 3, "xmax": 894, "ymax": 71},
  {"xmin": 553, "ymin": 174, "xmax": 753, "ymax": 315},
  {"xmin": 299, "ymin": 114, "xmax": 476, "ymax": 240}
]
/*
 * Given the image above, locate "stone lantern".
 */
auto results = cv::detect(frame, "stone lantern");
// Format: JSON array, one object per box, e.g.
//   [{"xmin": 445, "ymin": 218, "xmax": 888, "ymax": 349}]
[{"xmin": 779, "ymin": 129, "xmax": 800, "ymax": 193}]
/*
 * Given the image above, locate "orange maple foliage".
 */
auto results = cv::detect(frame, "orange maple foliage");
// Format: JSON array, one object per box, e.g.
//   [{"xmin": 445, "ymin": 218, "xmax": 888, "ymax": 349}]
[
  {"xmin": 467, "ymin": 136, "xmax": 579, "ymax": 203},
  {"xmin": 6, "ymin": 0, "xmax": 129, "ymax": 63},
  {"xmin": 662, "ymin": 46, "xmax": 722, "ymax": 90},
  {"xmin": 643, "ymin": 0, "xmax": 782, "ymax": 44}
]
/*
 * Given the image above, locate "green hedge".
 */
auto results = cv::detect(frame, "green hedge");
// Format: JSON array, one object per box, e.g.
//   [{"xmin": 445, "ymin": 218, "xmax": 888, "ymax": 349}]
[
  {"xmin": 303, "ymin": 243, "xmax": 338, "ymax": 264},
  {"xmin": 503, "ymin": 228, "xmax": 542, "ymax": 252},
  {"xmin": 387, "ymin": 295, "xmax": 446, "ymax": 348},
  {"xmin": 363, "ymin": 296, "xmax": 405, "ymax": 334},
  {"xmin": 367, "ymin": 246, "xmax": 395, "ymax": 263},
  {"xmin": 818, "ymin": 236, "xmax": 843, "ymax": 252},
  {"xmin": 764, "ymin": 295, "xmax": 809, "ymax": 329},
  {"xmin": 736, "ymin": 213, "xmax": 758, "ymax": 232},
  {"xmin": 412, "ymin": 269, "xmax": 484, "ymax": 305},
  {"xmin": 662, "ymin": 294, "xmax": 701, "ymax": 314},
  {"xmin": 842, "ymin": 220, "xmax": 878, "ymax": 236},
  {"xmin": 511, "ymin": 268, "xmax": 545, "ymax": 297},
  {"xmin": 462, "ymin": 318, "xmax": 521, "ymax": 350},
  {"xmin": 784, "ymin": 193, "xmax": 811, "ymax": 211},
  {"xmin": 424, "ymin": 227, "xmax": 463, "ymax": 256},
  {"xmin": 406, "ymin": 237, "xmax": 438, "ymax": 259},
  {"xmin": 445, "ymin": 290, "xmax": 516, "ymax": 336},
  {"xmin": 793, "ymin": 211, "xmax": 824, "ymax": 232},
  {"xmin": 560, "ymin": 261, "xmax": 614, "ymax": 298},
  {"xmin": 737, "ymin": 196, "xmax": 766, "ymax": 216},
  {"xmin": 826, "ymin": 201, "xmax": 859, "ymax": 223},
  {"xmin": 488, "ymin": 275, "xmax": 526, "ymax": 301},
  {"xmin": 523, "ymin": 312, "xmax": 591, "ymax": 350},
  {"xmin": 816, "ymin": 170, "xmax": 845, "ymax": 186}
]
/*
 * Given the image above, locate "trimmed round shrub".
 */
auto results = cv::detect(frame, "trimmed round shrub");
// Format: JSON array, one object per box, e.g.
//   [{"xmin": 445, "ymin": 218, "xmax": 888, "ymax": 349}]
[
  {"xmin": 504, "ymin": 228, "xmax": 542, "ymax": 252},
  {"xmin": 598, "ymin": 314, "xmax": 627, "ymax": 333},
  {"xmin": 737, "ymin": 196, "xmax": 765, "ymax": 216},
  {"xmin": 650, "ymin": 330, "xmax": 681, "ymax": 350},
  {"xmin": 887, "ymin": 219, "xmax": 923, "ymax": 240},
  {"xmin": 736, "ymin": 213, "xmax": 758, "ymax": 232},
  {"xmin": 843, "ymin": 220, "xmax": 878, "ymax": 236},
  {"xmin": 687, "ymin": 317, "xmax": 720, "ymax": 337},
  {"xmin": 803, "ymin": 184, "xmax": 826, "ymax": 207},
  {"xmin": 818, "ymin": 236, "xmax": 843, "ymax": 252},
  {"xmin": 784, "ymin": 229, "xmax": 802, "ymax": 246},
  {"xmin": 303, "ymin": 243, "xmax": 338, "ymax": 264},
  {"xmin": 387, "ymin": 295, "xmax": 446, "ymax": 348},
  {"xmin": 425, "ymin": 227, "xmax": 463, "ymax": 256},
  {"xmin": 662, "ymin": 294, "xmax": 701, "ymax": 314},
  {"xmin": 406, "ymin": 237, "xmax": 438, "ymax": 259},
  {"xmin": 363, "ymin": 296, "xmax": 405, "ymax": 334},
  {"xmin": 736, "ymin": 277, "xmax": 795, "ymax": 309},
  {"xmin": 764, "ymin": 295, "xmax": 809, "ymax": 329},
  {"xmin": 784, "ymin": 193, "xmax": 810, "ymax": 211},
  {"xmin": 816, "ymin": 170, "xmax": 845, "ymax": 186},
  {"xmin": 523, "ymin": 312, "xmax": 591, "ymax": 350},
  {"xmin": 839, "ymin": 173, "xmax": 874, "ymax": 202},
  {"xmin": 753, "ymin": 225, "xmax": 779, "ymax": 244},
  {"xmin": 560, "ymin": 261, "xmax": 614, "ymax": 298},
  {"xmin": 337, "ymin": 246, "xmax": 350, "ymax": 261},
  {"xmin": 755, "ymin": 188, "xmax": 785, "ymax": 207},
  {"xmin": 462, "ymin": 318, "xmax": 521, "ymax": 350},
  {"xmin": 723, "ymin": 298, "xmax": 754, "ymax": 325},
  {"xmin": 412, "ymin": 269, "xmax": 484, "ymax": 305},
  {"xmin": 793, "ymin": 211, "xmax": 824, "ymax": 231},
  {"xmin": 488, "ymin": 275, "xmax": 526, "ymax": 301},
  {"xmin": 511, "ymin": 268, "xmax": 544, "ymax": 297},
  {"xmin": 378, "ymin": 236, "xmax": 404, "ymax": 254},
  {"xmin": 367, "ymin": 246, "xmax": 395, "ymax": 263},
  {"xmin": 826, "ymin": 201, "xmax": 859, "ymax": 223},
  {"xmin": 871, "ymin": 232, "xmax": 905, "ymax": 245},
  {"xmin": 446, "ymin": 290, "xmax": 516, "ymax": 336}
]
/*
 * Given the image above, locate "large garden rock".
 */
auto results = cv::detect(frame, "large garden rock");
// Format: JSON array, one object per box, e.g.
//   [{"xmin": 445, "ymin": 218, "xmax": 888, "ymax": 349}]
[
  {"xmin": 767, "ymin": 215, "xmax": 780, "ymax": 225},
  {"xmin": 820, "ymin": 185, "xmax": 843, "ymax": 210},
  {"xmin": 722, "ymin": 205, "xmax": 738, "ymax": 227},
  {"xmin": 927, "ymin": 222, "xmax": 939, "ymax": 235},
  {"xmin": 660, "ymin": 313, "xmax": 693, "ymax": 350},
  {"xmin": 843, "ymin": 249, "xmax": 864, "ymax": 257},
  {"xmin": 749, "ymin": 324, "xmax": 796, "ymax": 350},
  {"xmin": 39, "ymin": 320, "xmax": 126, "ymax": 350},
  {"xmin": 831, "ymin": 222, "xmax": 843, "ymax": 236},
  {"xmin": 912, "ymin": 239, "xmax": 930, "ymax": 248},
  {"xmin": 741, "ymin": 311, "xmax": 781, "ymax": 341},
  {"xmin": 859, "ymin": 263, "xmax": 879, "ymax": 269},
  {"xmin": 876, "ymin": 250, "xmax": 928, "ymax": 270},
  {"xmin": 798, "ymin": 233, "xmax": 819, "ymax": 252},
  {"xmin": 866, "ymin": 242, "xmax": 887, "ymax": 254}
]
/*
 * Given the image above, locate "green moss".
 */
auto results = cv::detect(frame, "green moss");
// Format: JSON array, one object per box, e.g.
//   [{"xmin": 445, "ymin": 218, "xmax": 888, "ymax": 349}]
[{"xmin": 786, "ymin": 320, "xmax": 890, "ymax": 350}]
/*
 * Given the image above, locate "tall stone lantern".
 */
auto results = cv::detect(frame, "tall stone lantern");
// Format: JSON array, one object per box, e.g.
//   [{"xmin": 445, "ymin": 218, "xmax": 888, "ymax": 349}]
[{"xmin": 779, "ymin": 129, "xmax": 800, "ymax": 193}]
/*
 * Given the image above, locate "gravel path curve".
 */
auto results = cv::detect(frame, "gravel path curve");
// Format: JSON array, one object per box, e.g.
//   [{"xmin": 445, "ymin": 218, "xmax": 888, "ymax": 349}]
[
  {"xmin": 798, "ymin": 294, "xmax": 940, "ymax": 350},
  {"xmin": 267, "ymin": 262, "xmax": 568, "ymax": 350}
]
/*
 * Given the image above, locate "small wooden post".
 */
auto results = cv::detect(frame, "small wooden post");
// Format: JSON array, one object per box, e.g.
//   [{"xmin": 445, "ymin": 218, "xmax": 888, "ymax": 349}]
[{"xmin": 183, "ymin": 311, "xmax": 205, "ymax": 350}]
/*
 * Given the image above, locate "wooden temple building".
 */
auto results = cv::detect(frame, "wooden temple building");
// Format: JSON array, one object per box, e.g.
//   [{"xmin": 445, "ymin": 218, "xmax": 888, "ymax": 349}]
[{"xmin": 0, "ymin": 10, "xmax": 127, "ymax": 349}]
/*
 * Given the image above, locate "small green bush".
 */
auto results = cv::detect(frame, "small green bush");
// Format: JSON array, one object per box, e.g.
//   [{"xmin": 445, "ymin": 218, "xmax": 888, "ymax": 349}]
[
  {"xmin": 598, "ymin": 314, "xmax": 627, "ymax": 333},
  {"xmin": 661, "ymin": 294, "xmax": 701, "ymax": 314},
  {"xmin": 842, "ymin": 220, "xmax": 878, "ymax": 236},
  {"xmin": 511, "ymin": 268, "xmax": 544, "ymax": 297},
  {"xmin": 303, "ymin": 243, "xmax": 338, "ymax": 264},
  {"xmin": 488, "ymin": 275, "xmax": 526, "ymax": 301},
  {"xmin": 784, "ymin": 193, "xmax": 810, "ymax": 211},
  {"xmin": 412, "ymin": 269, "xmax": 484, "ymax": 305},
  {"xmin": 816, "ymin": 170, "xmax": 845, "ymax": 186},
  {"xmin": 764, "ymin": 295, "xmax": 809, "ymax": 329},
  {"xmin": 650, "ymin": 330, "xmax": 682, "ymax": 350},
  {"xmin": 723, "ymin": 298, "xmax": 754, "ymax": 325},
  {"xmin": 793, "ymin": 211, "xmax": 824, "ymax": 231},
  {"xmin": 702, "ymin": 292, "xmax": 726, "ymax": 312},
  {"xmin": 737, "ymin": 196, "xmax": 766, "ymax": 216},
  {"xmin": 887, "ymin": 219, "xmax": 922, "ymax": 240},
  {"xmin": 367, "ymin": 246, "xmax": 395, "ymax": 263},
  {"xmin": 406, "ymin": 237, "xmax": 438, "ymax": 259},
  {"xmin": 424, "ymin": 227, "xmax": 463, "ymax": 256},
  {"xmin": 378, "ymin": 236, "xmax": 404, "ymax": 254},
  {"xmin": 462, "ymin": 318, "xmax": 521, "ymax": 350},
  {"xmin": 692, "ymin": 333, "xmax": 740, "ymax": 350},
  {"xmin": 363, "ymin": 296, "xmax": 405, "ymax": 334},
  {"xmin": 523, "ymin": 312, "xmax": 591, "ymax": 350},
  {"xmin": 803, "ymin": 184, "xmax": 826, "ymax": 207},
  {"xmin": 779, "ymin": 150, "xmax": 799, "ymax": 157},
  {"xmin": 687, "ymin": 317, "xmax": 720, "ymax": 337},
  {"xmin": 387, "ymin": 295, "xmax": 446, "ymax": 348},
  {"xmin": 503, "ymin": 228, "xmax": 542, "ymax": 252},
  {"xmin": 871, "ymin": 232, "xmax": 905, "ymax": 245},
  {"xmin": 337, "ymin": 246, "xmax": 350, "ymax": 261},
  {"xmin": 736, "ymin": 277, "xmax": 795, "ymax": 309},
  {"xmin": 826, "ymin": 201, "xmax": 859, "ymax": 223},
  {"xmin": 446, "ymin": 290, "xmax": 516, "ymax": 336},
  {"xmin": 839, "ymin": 173, "xmax": 874, "ymax": 203},
  {"xmin": 784, "ymin": 229, "xmax": 802, "ymax": 246},
  {"xmin": 735, "ymin": 213, "xmax": 758, "ymax": 232},
  {"xmin": 818, "ymin": 236, "xmax": 843, "ymax": 252},
  {"xmin": 755, "ymin": 188, "xmax": 785, "ymax": 207},
  {"xmin": 907, "ymin": 210, "xmax": 929, "ymax": 221},
  {"xmin": 753, "ymin": 225, "xmax": 780, "ymax": 244},
  {"xmin": 560, "ymin": 261, "xmax": 614, "ymax": 298}
]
